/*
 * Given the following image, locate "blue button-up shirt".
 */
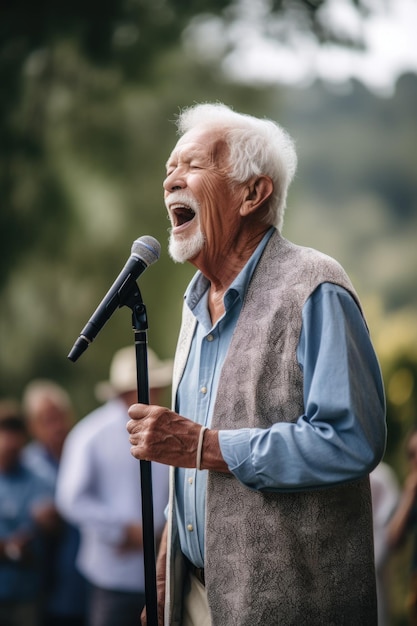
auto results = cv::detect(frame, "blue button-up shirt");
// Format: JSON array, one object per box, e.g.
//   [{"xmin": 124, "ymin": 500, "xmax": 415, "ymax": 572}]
[{"xmin": 175, "ymin": 228, "xmax": 385, "ymax": 568}]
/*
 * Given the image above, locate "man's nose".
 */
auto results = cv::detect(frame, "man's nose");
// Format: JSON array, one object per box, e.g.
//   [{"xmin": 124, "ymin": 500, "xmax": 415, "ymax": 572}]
[{"xmin": 163, "ymin": 171, "xmax": 186, "ymax": 193}]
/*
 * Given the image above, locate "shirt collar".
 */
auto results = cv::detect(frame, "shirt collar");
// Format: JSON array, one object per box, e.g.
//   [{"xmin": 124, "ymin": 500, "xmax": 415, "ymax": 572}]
[{"xmin": 184, "ymin": 227, "xmax": 275, "ymax": 314}]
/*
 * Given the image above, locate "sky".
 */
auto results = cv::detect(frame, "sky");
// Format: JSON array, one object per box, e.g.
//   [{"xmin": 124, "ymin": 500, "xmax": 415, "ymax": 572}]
[{"xmin": 185, "ymin": 0, "xmax": 417, "ymax": 97}]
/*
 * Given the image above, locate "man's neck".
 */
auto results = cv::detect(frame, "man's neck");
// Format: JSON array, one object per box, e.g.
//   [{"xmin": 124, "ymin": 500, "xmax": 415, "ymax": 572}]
[
  {"xmin": 201, "ymin": 226, "xmax": 271, "ymax": 324},
  {"xmin": 195, "ymin": 227, "xmax": 270, "ymax": 289}
]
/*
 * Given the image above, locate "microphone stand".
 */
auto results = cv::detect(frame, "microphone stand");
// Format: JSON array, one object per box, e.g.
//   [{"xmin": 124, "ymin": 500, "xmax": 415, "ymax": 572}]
[{"xmin": 122, "ymin": 280, "xmax": 158, "ymax": 626}]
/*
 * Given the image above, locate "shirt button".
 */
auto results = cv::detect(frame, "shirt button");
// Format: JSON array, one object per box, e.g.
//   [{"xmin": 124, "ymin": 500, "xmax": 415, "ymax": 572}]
[
  {"xmin": 188, "ymin": 477, "xmax": 193, "ymax": 485},
  {"xmin": 187, "ymin": 524, "xmax": 194, "ymax": 532},
  {"xmin": 206, "ymin": 334, "xmax": 214, "ymax": 342},
  {"xmin": 200, "ymin": 386, "xmax": 207, "ymax": 394}
]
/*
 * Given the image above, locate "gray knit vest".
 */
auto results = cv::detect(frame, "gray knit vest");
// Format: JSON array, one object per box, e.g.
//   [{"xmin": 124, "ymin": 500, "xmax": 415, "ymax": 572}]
[{"xmin": 169, "ymin": 230, "xmax": 377, "ymax": 626}]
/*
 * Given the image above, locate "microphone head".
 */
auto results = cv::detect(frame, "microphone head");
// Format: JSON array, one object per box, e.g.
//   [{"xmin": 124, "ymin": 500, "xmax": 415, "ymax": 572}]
[{"xmin": 131, "ymin": 236, "xmax": 161, "ymax": 267}]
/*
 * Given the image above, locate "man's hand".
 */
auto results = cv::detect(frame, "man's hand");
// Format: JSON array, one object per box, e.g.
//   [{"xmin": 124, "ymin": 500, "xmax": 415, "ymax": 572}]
[
  {"xmin": 32, "ymin": 502, "xmax": 61, "ymax": 533},
  {"xmin": 404, "ymin": 470, "xmax": 417, "ymax": 499},
  {"xmin": 0, "ymin": 533, "xmax": 35, "ymax": 564},
  {"xmin": 127, "ymin": 404, "xmax": 229, "ymax": 472},
  {"xmin": 127, "ymin": 404, "xmax": 200, "ymax": 467},
  {"xmin": 388, "ymin": 469, "xmax": 417, "ymax": 549},
  {"xmin": 118, "ymin": 523, "xmax": 143, "ymax": 553}
]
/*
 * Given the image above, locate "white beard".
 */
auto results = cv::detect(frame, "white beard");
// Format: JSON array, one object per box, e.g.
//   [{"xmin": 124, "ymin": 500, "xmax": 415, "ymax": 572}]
[{"xmin": 168, "ymin": 227, "xmax": 205, "ymax": 263}]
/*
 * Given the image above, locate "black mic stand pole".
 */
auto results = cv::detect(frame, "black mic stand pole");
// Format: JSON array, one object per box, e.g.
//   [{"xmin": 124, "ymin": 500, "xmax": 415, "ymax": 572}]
[{"xmin": 123, "ymin": 280, "xmax": 158, "ymax": 626}]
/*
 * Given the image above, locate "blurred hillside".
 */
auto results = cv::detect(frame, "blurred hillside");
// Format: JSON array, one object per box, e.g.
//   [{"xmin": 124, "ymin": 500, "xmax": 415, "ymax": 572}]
[{"xmin": 281, "ymin": 74, "xmax": 417, "ymax": 316}]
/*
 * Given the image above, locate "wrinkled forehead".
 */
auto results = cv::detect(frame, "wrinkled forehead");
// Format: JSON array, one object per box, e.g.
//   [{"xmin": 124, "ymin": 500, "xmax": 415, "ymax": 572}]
[{"xmin": 168, "ymin": 126, "xmax": 230, "ymax": 166}]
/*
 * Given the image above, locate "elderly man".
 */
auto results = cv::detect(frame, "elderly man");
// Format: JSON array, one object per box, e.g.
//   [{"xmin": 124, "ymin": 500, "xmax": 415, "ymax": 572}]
[{"xmin": 127, "ymin": 103, "xmax": 386, "ymax": 626}]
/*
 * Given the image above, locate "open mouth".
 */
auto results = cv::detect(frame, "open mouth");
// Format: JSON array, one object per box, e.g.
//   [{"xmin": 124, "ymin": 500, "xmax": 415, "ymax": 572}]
[{"xmin": 172, "ymin": 206, "xmax": 196, "ymax": 228}]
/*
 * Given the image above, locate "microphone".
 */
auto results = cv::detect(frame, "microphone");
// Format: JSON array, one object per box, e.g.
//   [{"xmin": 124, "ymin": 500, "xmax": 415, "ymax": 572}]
[{"xmin": 68, "ymin": 236, "xmax": 161, "ymax": 362}]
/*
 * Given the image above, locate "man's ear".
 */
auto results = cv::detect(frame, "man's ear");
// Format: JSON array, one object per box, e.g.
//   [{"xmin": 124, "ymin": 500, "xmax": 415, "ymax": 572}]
[{"xmin": 240, "ymin": 176, "xmax": 274, "ymax": 217}]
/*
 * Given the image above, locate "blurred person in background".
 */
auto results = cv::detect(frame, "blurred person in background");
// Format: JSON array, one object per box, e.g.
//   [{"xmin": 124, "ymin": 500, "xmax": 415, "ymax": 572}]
[
  {"xmin": 388, "ymin": 428, "xmax": 417, "ymax": 625},
  {"xmin": 0, "ymin": 400, "xmax": 54, "ymax": 626},
  {"xmin": 56, "ymin": 346, "xmax": 171, "ymax": 626},
  {"xmin": 22, "ymin": 380, "xmax": 87, "ymax": 626},
  {"xmin": 370, "ymin": 461, "xmax": 400, "ymax": 626}
]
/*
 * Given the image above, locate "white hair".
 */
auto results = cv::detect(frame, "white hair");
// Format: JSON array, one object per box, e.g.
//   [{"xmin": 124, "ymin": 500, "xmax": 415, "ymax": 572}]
[{"xmin": 175, "ymin": 103, "xmax": 297, "ymax": 232}]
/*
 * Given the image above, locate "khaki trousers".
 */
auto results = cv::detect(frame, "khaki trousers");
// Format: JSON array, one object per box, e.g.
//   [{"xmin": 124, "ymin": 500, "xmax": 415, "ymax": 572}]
[{"xmin": 182, "ymin": 571, "xmax": 212, "ymax": 626}]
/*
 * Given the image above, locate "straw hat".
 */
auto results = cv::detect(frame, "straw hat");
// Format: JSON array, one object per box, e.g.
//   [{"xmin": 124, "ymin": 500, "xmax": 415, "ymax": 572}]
[{"xmin": 95, "ymin": 346, "xmax": 173, "ymax": 401}]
